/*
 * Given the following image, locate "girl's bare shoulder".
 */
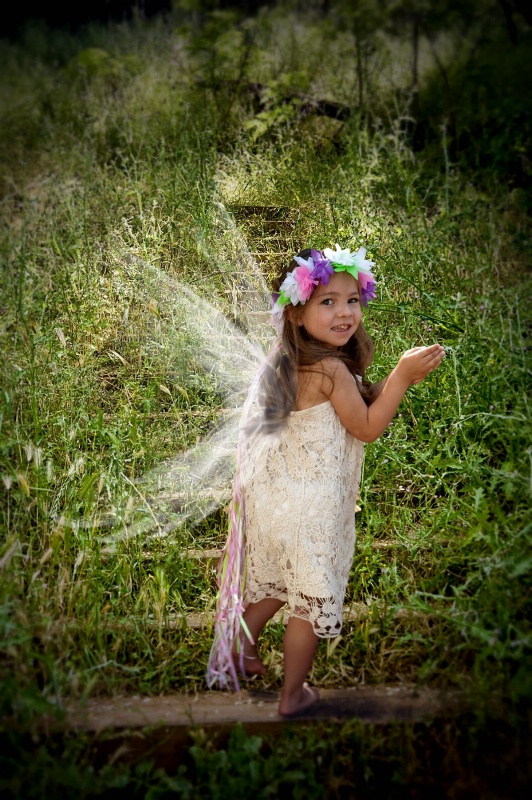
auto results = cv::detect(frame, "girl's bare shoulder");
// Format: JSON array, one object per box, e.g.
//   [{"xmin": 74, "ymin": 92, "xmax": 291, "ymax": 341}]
[
  {"xmin": 319, "ymin": 357, "xmax": 354, "ymax": 389},
  {"xmin": 295, "ymin": 357, "xmax": 350, "ymax": 409}
]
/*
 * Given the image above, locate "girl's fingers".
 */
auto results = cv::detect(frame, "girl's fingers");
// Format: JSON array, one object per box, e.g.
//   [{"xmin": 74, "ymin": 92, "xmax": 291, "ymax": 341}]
[
  {"xmin": 409, "ymin": 347, "xmax": 444, "ymax": 383},
  {"xmin": 400, "ymin": 345, "xmax": 444, "ymax": 383},
  {"xmin": 425, "ymin": 345, "xmax": 444, "ymax": 358},
  {"xmin": 423, "ymin": 347, "xmax": 445, "ymax": 365}
]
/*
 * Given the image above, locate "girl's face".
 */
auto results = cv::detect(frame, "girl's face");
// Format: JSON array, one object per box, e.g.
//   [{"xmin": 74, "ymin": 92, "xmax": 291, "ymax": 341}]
[{"xmin": 298, "ymin": 271, "xmax": 362, "ymax": 348}]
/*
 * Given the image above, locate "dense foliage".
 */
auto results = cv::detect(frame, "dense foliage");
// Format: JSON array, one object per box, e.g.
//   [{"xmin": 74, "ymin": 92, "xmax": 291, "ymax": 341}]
[{"xmin": 0, "ymin": 1, "xmax": 530, "ymax": 795}]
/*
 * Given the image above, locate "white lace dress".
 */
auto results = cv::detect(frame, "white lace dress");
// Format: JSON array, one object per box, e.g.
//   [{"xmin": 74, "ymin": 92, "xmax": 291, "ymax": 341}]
[{"xmin": 242, "ymin": 400, "xmax": 364, "ymax": 637}]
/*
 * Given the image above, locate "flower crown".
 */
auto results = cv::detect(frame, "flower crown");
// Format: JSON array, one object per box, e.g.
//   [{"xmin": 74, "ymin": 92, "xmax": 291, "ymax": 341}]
[{"xmin": 271, "ymin": 244, "xmax": 376, "ymax": 332}]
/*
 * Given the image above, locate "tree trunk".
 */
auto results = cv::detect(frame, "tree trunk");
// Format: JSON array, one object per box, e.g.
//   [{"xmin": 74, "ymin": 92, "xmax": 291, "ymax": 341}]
[
  {"xmin": 497, "ymin": 0, "xmax": 519, "ymax": 44},
  {"xmin": 355, "ymin": 30, "xmax": 364, "ymax": 108},
  {"xmin": 412, "ymin": 18, "xmax": 420, "ymax": 116}
]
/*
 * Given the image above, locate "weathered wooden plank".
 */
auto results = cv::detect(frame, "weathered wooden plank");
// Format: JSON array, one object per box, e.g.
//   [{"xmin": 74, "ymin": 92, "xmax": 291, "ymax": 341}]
[
  {"xmin": 180, "ymin": 541, "xmax": 404, "ymax": 561},
  {"xmin": 53, "ymin": 685, "xmax": 465, "ymax": 734},
  {"xmin": 102, "ymin": 533, "xmax": 405, "ymax": 562},
  {"xmin": 152, "ymin": 606, "xmax": 368, "ymax": 630},
  {"xmin": 159, "ymin": 604, "xmax": 424, "ymax": 629},
  {"xmin": 42, "ymin": 602, "xmax": 428, "ymax": 637}
]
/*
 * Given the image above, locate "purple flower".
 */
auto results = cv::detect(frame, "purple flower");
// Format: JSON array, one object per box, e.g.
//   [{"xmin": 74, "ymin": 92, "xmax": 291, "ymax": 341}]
[
  {"xmin": 361, "ymin": 281, "xmax": 376, "ymax": 307},
  {"xmin": 309, "ymin": 249, "xmax": 334, "ymax": 285}
]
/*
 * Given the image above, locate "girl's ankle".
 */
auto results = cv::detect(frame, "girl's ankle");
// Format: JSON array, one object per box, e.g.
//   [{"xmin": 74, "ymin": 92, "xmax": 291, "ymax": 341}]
[
  {"xmin": 232, "ymin": 648, "xmax": 267, "ymax": 676},
  {"xmin": 279, "ymin": 683, "xmax": 319, "ymax": 716}
]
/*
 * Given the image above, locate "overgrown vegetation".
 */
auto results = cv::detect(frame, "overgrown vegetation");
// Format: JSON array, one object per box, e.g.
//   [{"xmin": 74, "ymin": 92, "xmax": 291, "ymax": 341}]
[
  {"xmin": 2, "ymin": 713, "xmax": 530, "ymax": 798},
  {"xmin": 0, "ymin": 0, "xmax": 530, "ymax": 795}
]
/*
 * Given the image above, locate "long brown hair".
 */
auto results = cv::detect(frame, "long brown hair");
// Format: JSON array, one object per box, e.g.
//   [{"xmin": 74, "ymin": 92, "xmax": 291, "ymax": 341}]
[{"xmin": 259, "ymin": 249, "xmax": 375, "ymax": 433}]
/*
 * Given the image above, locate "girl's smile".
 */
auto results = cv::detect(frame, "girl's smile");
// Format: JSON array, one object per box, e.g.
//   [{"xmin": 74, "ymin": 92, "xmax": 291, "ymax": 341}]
[{"xmin": 298, "ymin": 271, "xmax": 362, "ymax": 347}]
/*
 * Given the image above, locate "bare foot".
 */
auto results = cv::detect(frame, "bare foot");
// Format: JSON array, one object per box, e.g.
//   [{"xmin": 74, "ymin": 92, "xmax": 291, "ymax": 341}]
[
  {"xmin": 278, "ymin": 683, "xmax": 320, "ymax": 717},
  {"xmin": 232, "ymin": 648, "xmax": 267, "ymax": 677}
]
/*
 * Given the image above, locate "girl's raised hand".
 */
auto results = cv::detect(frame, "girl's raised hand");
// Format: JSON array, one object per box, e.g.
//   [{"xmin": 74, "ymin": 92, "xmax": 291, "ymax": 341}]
[{"xmin": 397, "ymin": 344, "xmax": 445, "ymax": 386}]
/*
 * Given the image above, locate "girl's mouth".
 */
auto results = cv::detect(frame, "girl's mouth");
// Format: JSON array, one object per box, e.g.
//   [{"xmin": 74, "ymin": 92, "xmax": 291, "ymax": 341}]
[{"xmin": 332, "ymin": 325, "xmax": 350, "ymax": 332}]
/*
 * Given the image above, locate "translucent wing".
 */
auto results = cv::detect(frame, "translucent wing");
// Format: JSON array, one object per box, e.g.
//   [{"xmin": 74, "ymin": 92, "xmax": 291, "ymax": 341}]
[{"xmin": 94, "ymin": 202, "xmax": 276, "ymax": 547}]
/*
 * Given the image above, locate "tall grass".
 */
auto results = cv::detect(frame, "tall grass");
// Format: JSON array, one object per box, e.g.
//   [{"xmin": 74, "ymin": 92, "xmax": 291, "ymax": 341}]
[{"xmin": 0, "ymin": 1, "xmax": 530, "ymax": 772}]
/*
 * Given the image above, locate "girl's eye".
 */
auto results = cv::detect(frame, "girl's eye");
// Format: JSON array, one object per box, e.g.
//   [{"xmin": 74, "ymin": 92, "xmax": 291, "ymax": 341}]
[{"xmin": 320, "ymin": 297, "xmax": 359, "ymax": 305}]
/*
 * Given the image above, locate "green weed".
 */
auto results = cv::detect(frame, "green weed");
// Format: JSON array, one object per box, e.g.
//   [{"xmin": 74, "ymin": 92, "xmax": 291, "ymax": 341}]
[{"xmin": 0, "ymin": 3, "xmax": 530, "ymax": 788}]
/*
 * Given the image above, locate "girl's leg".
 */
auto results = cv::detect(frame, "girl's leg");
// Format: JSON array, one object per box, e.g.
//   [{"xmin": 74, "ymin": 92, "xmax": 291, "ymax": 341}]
[
  {"xmin": 234, "ymin": 597, "xmax": 286, "ymax": 675},
  {"xmin": 279, "ymin": 617, "xmax": 319, "ymax": 716}
]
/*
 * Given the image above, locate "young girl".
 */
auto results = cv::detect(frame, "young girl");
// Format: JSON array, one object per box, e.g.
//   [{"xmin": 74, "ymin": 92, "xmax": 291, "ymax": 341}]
[{"xmin": 207, "ymin": 245, "xmax": 445, "ymax": 717}]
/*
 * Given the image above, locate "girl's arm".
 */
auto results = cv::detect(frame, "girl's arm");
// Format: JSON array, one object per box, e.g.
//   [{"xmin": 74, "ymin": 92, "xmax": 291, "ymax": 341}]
[
  {"xmin": 323, "ymin": 344, "xmax": 445, "ymax": 442},
  {"xmin": 366, "ymin": 376, "xmax": 388, "ymax": 402}
]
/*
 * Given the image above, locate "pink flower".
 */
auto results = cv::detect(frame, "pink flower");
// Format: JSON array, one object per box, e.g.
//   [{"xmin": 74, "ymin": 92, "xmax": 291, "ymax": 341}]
[
  {"xmin": 293, "ymin": 266, "xmax": 318, "ymax": 301},
  {"xmin": 358, "ymin": 271, "xmax": 375, "ymax": 289},
  {"xmin": 357, "ymin": 271, "xmax": 376, "ymax": 306}
]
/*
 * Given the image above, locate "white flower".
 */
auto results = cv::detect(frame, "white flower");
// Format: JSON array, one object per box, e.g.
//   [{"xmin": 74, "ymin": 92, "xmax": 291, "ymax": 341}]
[
  {"xmin": 278, "ymin": 272, "xmax": 302, "ymax": 305},
  {"xmin": 293, "ymin": 255, "xmax": 314, "ymax": 270},
  {"xmin": 323, "ymin": 244, "xmax": 375, "ymax": 272},
  {"xmin": 352, "ymin": 246, "xmax": 375, "ymax": 272},
  {"xmin": 323, "ymin": 244, "xmax": 355, "ymax": 266},
  {"xmin": 270, "ymin": 300, "xmax": 285, "ymax": 334}
]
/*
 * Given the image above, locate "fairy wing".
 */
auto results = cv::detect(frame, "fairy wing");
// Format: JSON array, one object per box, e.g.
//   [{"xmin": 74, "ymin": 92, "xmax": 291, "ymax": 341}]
[{"xmin": 95, "ymin": 203, "xmax": 275, "ymax": 545}]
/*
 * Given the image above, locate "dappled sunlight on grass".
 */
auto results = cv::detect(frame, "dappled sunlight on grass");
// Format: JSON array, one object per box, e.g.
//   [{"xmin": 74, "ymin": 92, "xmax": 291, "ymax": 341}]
[{"xmin": 0, "ymin": 2, "xmax": 530, "ymax": 795}]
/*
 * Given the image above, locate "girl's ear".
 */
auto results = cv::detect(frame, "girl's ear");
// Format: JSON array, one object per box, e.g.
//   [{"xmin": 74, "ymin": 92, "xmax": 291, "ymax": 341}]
[{"xmin": 284, "ymin": 306, "xmax": 298, "ymax": 325}]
